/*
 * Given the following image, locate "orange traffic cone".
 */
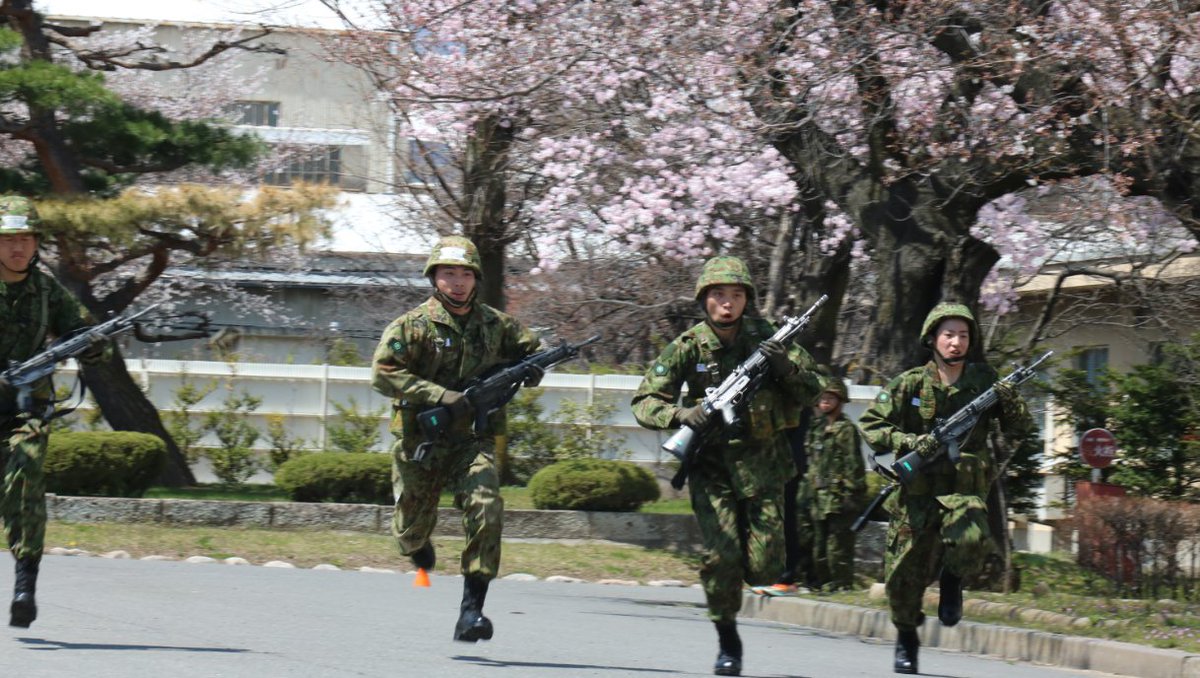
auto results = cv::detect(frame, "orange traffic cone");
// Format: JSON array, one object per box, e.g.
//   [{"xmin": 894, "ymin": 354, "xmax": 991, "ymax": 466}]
[{"xmin": 414, "ymin": 567, "xmax": 431, "ymax": 588}]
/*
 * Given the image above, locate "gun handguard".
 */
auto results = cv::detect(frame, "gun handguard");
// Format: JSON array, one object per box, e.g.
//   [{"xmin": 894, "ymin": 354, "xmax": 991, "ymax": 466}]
[
  {"xmin": 890, "ymin": 350, "xmax": 1053, "ymax": 485},
  {"xmin": 413, "ymin": 334, "xmax": 601, "ymax": 461},
  {"xmin": 663, "ymin": 294, "xmax": 828, "ymax": 490},
  {"xmin": 0, "ymin": 304, "xmax": 159, "ymax": 417}
]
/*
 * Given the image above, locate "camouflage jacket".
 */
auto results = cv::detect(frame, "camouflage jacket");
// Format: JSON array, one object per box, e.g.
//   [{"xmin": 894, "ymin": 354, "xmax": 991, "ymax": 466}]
[
  {"xmin": 371, "ymin": 297, "xmax": 540, "ymax": 450},
  {"xmin": 858, "ymin": 361, "xmax": 1035, "ymax": 499},
  {"xmin": 805, "ymin": 414, "xmax": 867, "ymax": 517},
  {"xmin": 0, "ymin": 267, "xmax": 98, "ymax": 414},
  {"xmin": 632, "ymin": 317, "xmax": 820, "ymax": 492}
]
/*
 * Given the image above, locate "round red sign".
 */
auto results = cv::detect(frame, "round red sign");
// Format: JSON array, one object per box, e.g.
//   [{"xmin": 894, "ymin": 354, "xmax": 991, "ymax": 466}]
[{"xmin": 1079, "ymin": 428, "xmax": 1117, "ymax": 468}]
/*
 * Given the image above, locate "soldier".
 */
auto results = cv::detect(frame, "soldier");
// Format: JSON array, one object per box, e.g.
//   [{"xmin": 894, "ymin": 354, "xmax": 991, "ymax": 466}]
[
  {"xmin": 858, "ymin": 302, "xmax": 1034, "ymax": 674},
  {"xmin": 805, "ymin": 376, "xmax": 866, "ymax": 591},
  {"xmin": 371, "ymin": 235, "xmax": 542, "ymax": 642},
  {"xmin": 632, "ymin": 256, "xmax": 821, "ymax": 677},
  {"xmin": 0, "ymin": 195, "xmax": 108, "ymax": 628}
]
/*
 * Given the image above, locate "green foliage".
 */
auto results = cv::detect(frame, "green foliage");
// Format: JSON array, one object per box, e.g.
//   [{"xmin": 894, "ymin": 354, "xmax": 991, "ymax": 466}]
[
  {"xmin": 44, "ymin": 431, "xmax": 166, "ymax": 497},
  {"xmin": 1106, "ymin": 363, "xmax": 1199, "ymax": 500},
  {"xmin": 166, "ymin": 373, "xmax": 217, "ymax": 464},
  {"xmin": 264, "ymin": 414, "xmax": 308, "ymax": 471},
  {"xmin": 506, "ymin": 390, "xmax": 632, "ymax": 485},
  {"xmin": 326, "ymin": 338, "xmax": 367, "ymax": 366},
  {"xmin": 326, "ymin": 396, "xmax": 384, "ymax": 453},
  {"xmin": 528, "ymin": 458, "xmax": 660, "ymax": 512},
  {"xmin": 1049, "ymin": 337, "xmax": 1200, "ymax": 500},
  {"xmin": 274, "ymin": 452, "xmax": 392, "ymax": 504},
  {"xmin": 202, "ymin": 383, "xmax": 262, "ymax": 485}
]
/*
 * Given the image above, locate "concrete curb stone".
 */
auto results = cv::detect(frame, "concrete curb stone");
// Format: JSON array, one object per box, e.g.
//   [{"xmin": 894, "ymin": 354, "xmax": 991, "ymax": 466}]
[{"xmin": 739, "ymin": 593, "xmax": 1199, "ymax": 678}]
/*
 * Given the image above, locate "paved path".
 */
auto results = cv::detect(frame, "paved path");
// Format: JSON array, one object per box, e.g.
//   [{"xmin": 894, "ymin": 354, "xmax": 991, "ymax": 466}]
[{"xmin": 3, "ymin": 556, "xmax": 1115, "ymax": 678}]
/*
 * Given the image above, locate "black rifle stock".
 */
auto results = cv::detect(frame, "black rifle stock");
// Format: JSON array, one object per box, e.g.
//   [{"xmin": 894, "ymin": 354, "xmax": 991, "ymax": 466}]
[
  {"xmin": 890, "ymin": 350, "xmax": 1053, "ymax": 486},
  {"xmin": 661, "ymin": 294, "xmax": 828, "ymax": 490},
  {"xmin": 1, "ymin": 304, "xmax": 159, "ymax": 418},
  {"xmin": 413, "ymin": 334, "xmax": 601, "ymax": 461}
]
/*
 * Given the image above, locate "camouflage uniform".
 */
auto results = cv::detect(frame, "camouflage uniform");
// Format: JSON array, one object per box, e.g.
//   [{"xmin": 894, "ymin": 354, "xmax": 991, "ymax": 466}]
[
  {"xmin": 805, "ymin": 379, "xmax": 866, "ymax": 590},
  {"xmin": 0, "ymin": 195, "xmax": 105, "ymax": 628},
  {"xmin": 371, "ymin": 237, "xmax": 540, "ymax": 580},
  {"xmin": 858, "ymin": 304, "xmax": 1034, "ymax": 634},
  {"xmin": 0, "ymin": 198, "xmax": 99, "ymax": 563},
  {"xmin": 631, "ymin": 257, "xmax": 821, "ymax": 624}
]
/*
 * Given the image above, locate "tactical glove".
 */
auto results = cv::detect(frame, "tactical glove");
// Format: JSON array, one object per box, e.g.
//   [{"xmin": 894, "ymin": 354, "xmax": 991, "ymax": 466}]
[
  {"xmin": 759, "ymin": 339, "xmax": 794, "ymax": 378},
  {"xmin": 675, "ymin": 404, "xmax": 711, "ymax": 430},
  {"xmin": 439, "ymin": 390, "xmax": 473, "ymax": 419},
  {"xmin": 905, "ymin": 433, "xmax": 940, "ymax": 459},
  {"xmin": 78, "ymin": 336, "xmax": 108, "ymax": 363},
  {"xmin": 523, "ymin": 364, "xmax": 545, "ymax": 388},
  {"xmin": 993, "ymin": 380, "xmax": 1019, "ymax": 409}
]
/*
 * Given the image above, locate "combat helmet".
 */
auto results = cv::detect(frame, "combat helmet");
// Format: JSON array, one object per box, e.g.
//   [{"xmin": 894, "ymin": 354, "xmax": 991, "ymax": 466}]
[
  {"xmin": 0, "ymin": 196, "xmax": 39, "ymax": 236},
  {"xmin": 424, "ymin": 235, "xmax": 483, "ymax": 279},
  {"xmin": 818, "ymin": 376, "xmax": 849, "ymax": 403},
  {"xmin": 920, "ymin": 302, "xmax": 979, "ymax": 348},
  {"xmin": 694, "ymin": 256, "xmax": 756, "ymax": 303}
]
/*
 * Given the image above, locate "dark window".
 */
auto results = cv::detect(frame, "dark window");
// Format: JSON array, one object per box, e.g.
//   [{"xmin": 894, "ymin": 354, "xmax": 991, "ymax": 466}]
[
  {"xmin": 1074, "ymin": 346, "xmax": 1109, "ymax": 386},
  {"xmin": 404, "ymin": 139, "xmax": 456, "ymax": 186},
  {"xmin": 227, "ymin": 101, "xmax": 280, "ymax": 127},
  {"xmin": 265, "ymin": 147, "xmax": 342, "ymax": 186}
]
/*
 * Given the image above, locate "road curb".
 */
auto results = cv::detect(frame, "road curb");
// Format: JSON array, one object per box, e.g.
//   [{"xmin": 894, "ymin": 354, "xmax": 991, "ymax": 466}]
[{"xmin": 740, "ymin": 594, "xmax": 1200, "ymax": 678}]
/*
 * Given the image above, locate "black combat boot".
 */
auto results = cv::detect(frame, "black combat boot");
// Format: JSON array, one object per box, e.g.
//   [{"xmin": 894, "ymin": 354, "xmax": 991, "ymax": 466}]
[
  {"xmin": 411, "ymin": 543, "xmax": 435, "ymax": 571},
  {"xmin": 893, "ymin": 628, "xmax": 919, "ymax": 674},
  {"xmin": 938, "ymin": 569, "xmax": 963, "ymax": 627},
  {"xmin": 452, "ymin": 574, "xmax": 494, "ymax": 642},
  {"xmin": 10, "ymin": 556, "xmax": 39, "ymax": 629},
  {"xmin": 713, "ymin": 620, "xmax": 742, "ymax": 676}
]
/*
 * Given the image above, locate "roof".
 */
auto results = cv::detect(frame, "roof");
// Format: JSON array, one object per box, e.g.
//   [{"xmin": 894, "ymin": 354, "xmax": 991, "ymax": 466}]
[{"xmin": 38, "ymin": 0, "xmax": 373, "ymax": 29}]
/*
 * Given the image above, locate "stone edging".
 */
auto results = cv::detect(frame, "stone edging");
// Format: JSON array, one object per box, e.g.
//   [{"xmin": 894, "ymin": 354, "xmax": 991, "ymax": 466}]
[
  {"xmin": 740, "ymin": 594, "xmax": 1200, "ymax": 678},
  {"xmin": 45, "ymin": 495, "xmax": 705, "ymax": 549}
]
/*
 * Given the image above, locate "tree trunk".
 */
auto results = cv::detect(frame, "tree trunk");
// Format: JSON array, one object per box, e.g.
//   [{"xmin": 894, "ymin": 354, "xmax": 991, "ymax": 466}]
[
  {"xmin": 462, "ymin": 115, "xmax": 516, "ymax": 311},
  {"xmin": 82, "ymin": 348, "xmax": 196, "ymax": 486}
]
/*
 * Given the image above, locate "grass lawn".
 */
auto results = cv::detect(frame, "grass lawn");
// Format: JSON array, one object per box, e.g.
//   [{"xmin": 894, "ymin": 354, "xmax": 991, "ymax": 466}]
[{"xmin": 43, "ymin": 522, "xmax": 702, "ymax": 584}]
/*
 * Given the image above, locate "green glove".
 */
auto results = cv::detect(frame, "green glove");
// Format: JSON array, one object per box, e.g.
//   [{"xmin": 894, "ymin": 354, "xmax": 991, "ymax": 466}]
[
  {"xmin": 759, "ymin": 339, "xmax": 794, "ymax": 378},
  {"xmin": 675, "ymin": 404, "xmax": 711, "ymax": 430},
  {"xmin": 438, "ymin": 390, "xmax": 473, "ymax": 419},
  {"xmin": 905, "ymin": 433, "xmax": 940, "ymax": 459}
]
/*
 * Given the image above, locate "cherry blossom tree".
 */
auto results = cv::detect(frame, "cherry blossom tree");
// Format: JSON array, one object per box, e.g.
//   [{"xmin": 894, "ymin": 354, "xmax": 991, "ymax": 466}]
[{"xmin": 321, "ymin": 0, "xmax": 1200, "ymax": 379}]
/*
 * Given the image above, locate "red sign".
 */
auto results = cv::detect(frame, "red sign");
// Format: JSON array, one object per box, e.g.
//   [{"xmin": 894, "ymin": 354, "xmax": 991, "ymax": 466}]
[{"xmin": 1079, "ymin": 428, "xmax": 1117, "ymax": 468}]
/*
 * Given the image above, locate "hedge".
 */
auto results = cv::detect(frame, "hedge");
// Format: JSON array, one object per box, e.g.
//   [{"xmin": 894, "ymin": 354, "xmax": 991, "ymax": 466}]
[
  {"xmin": 528, "ymin": 458, "xmax": 660, "ymax": 512},
  {"xmin": 44, "ymin": 431, "xmax": 166, "ymax": 497},
  {"xmin": 274, "ymin": 452, "xmax": 392, "ymax": 504}
]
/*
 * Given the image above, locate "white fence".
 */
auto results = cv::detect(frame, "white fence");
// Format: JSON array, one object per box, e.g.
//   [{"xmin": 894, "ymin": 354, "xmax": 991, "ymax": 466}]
[{"xmin": 60, "ymin": 359, "xmax": 885, "ymax": 465}]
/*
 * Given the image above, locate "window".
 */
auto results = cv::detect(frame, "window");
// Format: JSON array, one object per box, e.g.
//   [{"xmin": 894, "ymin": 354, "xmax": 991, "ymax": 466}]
[
  {"xmin": 1074, "ymin": 346, "xmax": 1109, "ymax": 386},
  {"xmin": 404, "ymin": 138, "xmax": 456, "ymax": 187},
  {"xmin": 228, "ymin": 101, "xmax": 280, "ymax": 127},
  {"xmin": 265, "ymin": 147, "xmax": 342, "ymax": 186}
]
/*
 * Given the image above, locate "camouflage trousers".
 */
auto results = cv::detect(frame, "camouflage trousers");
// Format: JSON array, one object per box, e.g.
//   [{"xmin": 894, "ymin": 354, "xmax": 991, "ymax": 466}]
[
  {"xmin": 784, "ymin": 476, "xmax": 816, "ymax": 586},
  {"xmin": 812, "ymin": 509, "xmax": 857, "ymax": 590},
  {"xmin": 1, "ymin": 417, "xmax": 49, "ymax": 560},
  {"xmin": 883, "ymin": 492, "xmax": 992, "ymax": 630},
  {"xmin": 691, "ymin": 473, "xmax": 785, "ymax": 623},
  {"xmin": 390, "ymin": 435, "xmax": 503, "ymax": 580}
]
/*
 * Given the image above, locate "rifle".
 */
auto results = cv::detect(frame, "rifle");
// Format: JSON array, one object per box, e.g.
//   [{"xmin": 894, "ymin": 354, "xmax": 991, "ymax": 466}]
[
  {"xmin": 413, "ymin": 334, "xmax": 601, "ymax": 461},
  {"xmin": 661, "ymin": 294, "xmax": 828, "ymax": 490},
  {"xmin": 890, "ymin": 350, "xmax": 1053, "ymax": 486},
  {"xmin": 852, "ymin": 478, "xmax": 896, "ymax": 533},
  {"xmin": 1, "ymin": 304, "xmax": 161, "ymax": 419}
]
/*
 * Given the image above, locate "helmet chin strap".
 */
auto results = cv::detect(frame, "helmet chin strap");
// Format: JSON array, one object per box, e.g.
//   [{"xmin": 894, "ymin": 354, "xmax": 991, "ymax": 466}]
[
  {"xmin": 434, "ymin": 287, "xmax": 476, "ymax": 310},
  {"xmin": 706, "ymin": 316, "xmax": 740, "ymax": 331},
  {"xmin": 936, "ymin": 349, "xmax": 967, "ymax": 365}
]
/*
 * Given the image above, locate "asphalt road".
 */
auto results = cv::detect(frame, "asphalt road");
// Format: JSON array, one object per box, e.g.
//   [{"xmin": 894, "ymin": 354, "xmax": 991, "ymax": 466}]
[{"xmin": 1, "ymin": 556, "xmax": 1109, "ymax": 677}]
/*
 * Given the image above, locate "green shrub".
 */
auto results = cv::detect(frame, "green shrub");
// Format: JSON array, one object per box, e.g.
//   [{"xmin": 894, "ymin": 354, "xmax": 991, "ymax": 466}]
[
  {"xmin": 528, "ymin": 458, "xmax": 660, "ymax": 512},
  {"xmin": 44, "ymin": 431, "xmax": 166, "ymax": 497},
  {"xmin": 274, "ymin": 452, "xmax": 391, "ymax": 504}
]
